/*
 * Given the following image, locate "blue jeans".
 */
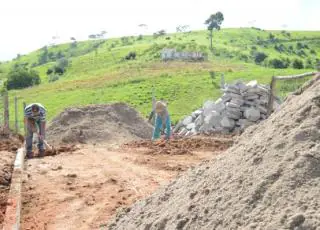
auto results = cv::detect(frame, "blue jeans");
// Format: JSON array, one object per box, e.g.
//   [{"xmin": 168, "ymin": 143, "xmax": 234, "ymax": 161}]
[
  {"xmin": 26, "ymin": 120, "xmax": 44, "ymax": 153},
  {"xmin": 152, "ymin": 115, "xmax": 171, "ymax": 140}
]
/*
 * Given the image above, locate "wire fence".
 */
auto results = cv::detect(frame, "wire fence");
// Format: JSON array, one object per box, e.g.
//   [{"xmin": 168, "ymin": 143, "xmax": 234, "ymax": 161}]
[{"xmin": 267, "ymin": 71, "xmax": 317, "ymax": 115}]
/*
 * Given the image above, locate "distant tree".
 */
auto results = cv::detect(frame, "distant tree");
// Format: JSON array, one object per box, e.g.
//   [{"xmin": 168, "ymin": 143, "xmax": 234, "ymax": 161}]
[
  {"xmin": 38, "ymin": 46, "xmax": 49, "ymax": 65},
  {"xmin": 153, "ymin": 30, "xmax": 166, "ymax": 38},
  {"xmin": 296, "ymin": 42, "xmax": 304, "ymax": 49},
  {"xmin": 88, "ymin": 34, "xmax": 97, "ymax": 39},
  {"xmin": 254, "ymin": 52, "xmax": 268, "ymax": 64},
  {"xmin": 204, "ymin": 12, "xmax": 224, "ymax": 50},
  {"xmin": 70, "ymin": 37, "xmax": 76, "ymax": 41},
  {"xmin": 6, "ymin": 66, "xmax": 40, "ymax": 90},
  {"xmin": 16, "ymin": 54, "xmax": 21, "ymax": 60},
  {"xmin": 269, "ymin": 58, "xmax": 288, "ymax": 69},
  {"xmin": 310, "ymin": 49, "xmax": 317, "ymax": 55},
  {"xmin": 292, "ymin": 59, "xmax": 304, "ymax": 69},
  {"xmin": 176, "ymin": 25, "xmax": 190, "ymax": 33}
]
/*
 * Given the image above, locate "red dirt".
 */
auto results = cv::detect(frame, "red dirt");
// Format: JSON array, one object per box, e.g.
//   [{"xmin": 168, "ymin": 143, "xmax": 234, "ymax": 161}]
[
  {"xmin": 21, "ymin": 136, "xmax": 233, "ymax": 230},
  {"xmin": 0, "ymin": 133, "xmax": 24, "ymax": 228}
]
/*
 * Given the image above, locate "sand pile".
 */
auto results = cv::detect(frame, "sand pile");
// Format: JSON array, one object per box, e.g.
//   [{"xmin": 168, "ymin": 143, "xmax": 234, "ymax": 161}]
[
  {"xmin": 108, "ymin": 77, "xmax": 320, "ymax": 229},
  {"xmin": 47, "ymin": 103, "xmax": 153, "ymax": 145}
]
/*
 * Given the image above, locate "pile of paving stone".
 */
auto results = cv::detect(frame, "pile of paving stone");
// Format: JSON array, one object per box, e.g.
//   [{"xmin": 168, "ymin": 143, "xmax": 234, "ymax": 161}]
[{"xmin": 174, "ymin": 80, "xmax": 280, "ymax": 136}]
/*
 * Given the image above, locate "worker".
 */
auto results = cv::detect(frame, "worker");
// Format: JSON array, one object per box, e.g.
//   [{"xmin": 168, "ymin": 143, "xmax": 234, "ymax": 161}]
[
  {"xmin": 152, "ymin": 101, "xmax": 171, "ymax": 141},
  {"xmin": 24, "ymin": 103, "xmax": 47, "ymax": 158}
]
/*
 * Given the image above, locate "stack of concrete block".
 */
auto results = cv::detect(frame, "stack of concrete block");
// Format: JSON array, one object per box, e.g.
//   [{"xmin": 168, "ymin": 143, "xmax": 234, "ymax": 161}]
[{"xmin": 174, "ymin": 80, "xmax": 280, "ymax": 136}]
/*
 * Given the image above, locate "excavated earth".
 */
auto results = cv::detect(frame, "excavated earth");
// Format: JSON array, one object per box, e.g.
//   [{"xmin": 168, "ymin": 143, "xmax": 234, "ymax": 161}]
[
  {"xmin": 46, "ymin": 103, "xmax": 153, "ymax": 145},
  {"xmin": 0, "ymin": 133, "xmax": 24, "ymax": 228},
  {"xmin": 108, "ymin": 78, "xmax": 320, "ymax": 229},
  {"xmin": 21, "ymin": 103, "xmax": 234, "ymax": 229}
]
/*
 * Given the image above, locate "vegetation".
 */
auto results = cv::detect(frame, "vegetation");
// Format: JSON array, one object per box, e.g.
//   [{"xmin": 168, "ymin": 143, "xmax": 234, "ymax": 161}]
[{"xmin": 0, "ymin": 28, "xmax": 319, "ymax": 129}]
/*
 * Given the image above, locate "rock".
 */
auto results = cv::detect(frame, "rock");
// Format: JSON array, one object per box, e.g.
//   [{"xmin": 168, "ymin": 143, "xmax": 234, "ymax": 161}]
[
  {"xmin": 226, "ymin": 111, "xmax": 241, "ymax": 120},
  {"xmin": 182, "ymin": 116, "xmax": 193, "ymax": 126},
  {"xmin": 186, "ymin": 123, "xmax": 196, "ymax": 130},
  {"xmin": 173, "ymin": 121, "xmax": 184, "ymax": 133},
  {"xmin": 194, "ymin": 114, "xmax": 204, "ymax": 127},
  {"xmin": 257, "ymin": 105, "xmax": 268, "ymax": 114},
  {"xmin": 226, "ymin": 107, "xmax": 241, "ymax": 117},
  {"xmin": 244, "ymin": 95, "xmax": 259, "ymax": 100},
  {"xmin": 192, "ymin": 110, "xmax": 203, "ymax": 118},
  {"xmin": 220, "ymin": 117, "xmax": 235, "ymax": 129},
  {"xmin": 244, "ymin": 108, "xmax": 261, "ymax": 122},
  {"xmin": 203, "ymin": 101, "xmax": 216, "ymax": 116},
  {"xmin": 213, "ymin": 101, "xmax": 226, "ymax": 113},
  {"xmin": 238, "ymin": 119, "xmax": 255, "ymax": 129},
  {"xmin": 178, "ymin": 128, "xmax": 188, "ymax": 136},
  {"xmin": 226, "ymin": 102, "xmax": 240, "ymax": 108},
  {"xmin": 221, "ymin": 94, "xmax": 232, "ymax": 102},
  {"xmin": 230, "ymin": 98, "xmax": 245, "ymax": 106},
  {"xmin": 204, "ymin": 111, "xmax": 222, "ymax": 129},
  {"xmin": 246, "ymin": 80, "xmax": 258, "ymax": 88}
]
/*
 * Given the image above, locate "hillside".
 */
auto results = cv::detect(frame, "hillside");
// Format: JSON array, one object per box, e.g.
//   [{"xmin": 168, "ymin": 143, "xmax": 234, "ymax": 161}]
[{"xmin": 0, "ymin": 28, "xmax": 319, "ymax": 128}]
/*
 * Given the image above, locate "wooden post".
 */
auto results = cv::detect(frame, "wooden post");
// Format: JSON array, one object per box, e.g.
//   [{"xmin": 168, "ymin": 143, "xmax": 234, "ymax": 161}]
[
  {"xmin": 3, "ymin": 91, "xmax": 9, "ymax": 132},
  {"xmin": 14, "ymin": 96, "xmax": 18, "ymax": 133},
  {"xmin": 23, "ymin": 102, "xmax": 26, "ymax": 137},
  {"xmin": 267, "ymin": 76, "xmax": 276, "ymax": 116}
]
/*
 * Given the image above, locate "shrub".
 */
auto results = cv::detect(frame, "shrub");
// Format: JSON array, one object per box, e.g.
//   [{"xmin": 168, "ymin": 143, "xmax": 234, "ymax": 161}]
[
  {"xmin": 254, "ymin": 52, "xmax": 268, "ymax": 64},
  {"xmin": 124, "ymin": 51, "xmax": 136, "ymax": 60},
  {"xmin": 310, "ymin": 49, "xmax": 317, "ymax": 55},
  {"xmin": 296, "ymin": 50, "xmax": 306, "ymax": 57},
  {"xmin": 137, "ymin": 35, "xmax": 143, "ymax": 41},
  {"xmin": 7, "ymin": 67, "xmax": 40, "ymax": 90},
  {"xmin": 292, "ymin": 59, "xmax": 304, "ymax": 69},
  {"xmin": 48, "ymin": 74, "xmax": 60, "ymax": 82},
  {"xmin": 269, "ymin": 58, "xmax": 288, "ymax": 69}
]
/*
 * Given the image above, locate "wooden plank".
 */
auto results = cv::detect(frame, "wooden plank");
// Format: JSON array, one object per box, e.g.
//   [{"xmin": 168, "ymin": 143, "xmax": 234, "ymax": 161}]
[
  {"xmin": 267, "ymin": 76, "xmax": 276, "ymax": 116},
  {"xmin": 14, "ymin": 97, "xmax": 18, "ymax": 133},
  {"xmin": 274, "ymin": 72, "xmax": 316, "ymax": 80},
  {"xmin": 3, "ymin": 91, "xmax": 9, "ymax": 132}
]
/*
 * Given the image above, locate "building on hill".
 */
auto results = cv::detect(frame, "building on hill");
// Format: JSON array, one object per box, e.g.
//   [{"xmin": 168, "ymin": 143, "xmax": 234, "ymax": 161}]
[{"xmin": 161, "ymin": 48, "xmax": 207, "ymax": 61}]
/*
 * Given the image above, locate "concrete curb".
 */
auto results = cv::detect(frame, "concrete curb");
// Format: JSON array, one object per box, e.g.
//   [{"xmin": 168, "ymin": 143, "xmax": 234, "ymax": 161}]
[{"xmin": 2, "ymin": 148, "xmax": 25, "ymax": 230}]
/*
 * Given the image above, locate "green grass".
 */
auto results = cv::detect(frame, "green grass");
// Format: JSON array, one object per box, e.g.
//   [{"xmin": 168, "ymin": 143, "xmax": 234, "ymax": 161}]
[{"xmin": 1, "ymin": 28, "xmax": 319, "ymax": 131}]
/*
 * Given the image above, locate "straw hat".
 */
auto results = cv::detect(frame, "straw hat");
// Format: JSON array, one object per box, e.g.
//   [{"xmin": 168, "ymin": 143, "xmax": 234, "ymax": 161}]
[{"xmin": 155, "ymin": 101, "xmax": 166, "ymax": 113}]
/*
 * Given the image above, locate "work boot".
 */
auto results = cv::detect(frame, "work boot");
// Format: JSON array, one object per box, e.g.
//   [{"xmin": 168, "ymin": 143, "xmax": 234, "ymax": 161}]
[
  {"xmin": 26, "ymin": 151, "xmax": 33, "ymax": 159},
  {"xmin": 38, "ymin": 149, "xmax": 45, "ymax": 157}
]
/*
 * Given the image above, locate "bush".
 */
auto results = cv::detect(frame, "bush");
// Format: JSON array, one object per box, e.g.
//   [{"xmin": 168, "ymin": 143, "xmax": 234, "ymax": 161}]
[
  {"xmin": 48, "ymin": 74, "xmax": 60, "ymax": 82},
  {"xmin": 292, "ymin": 59, "xmax": 304, "ymax": 69},
  {"xmin": 124, "ymin": 51, "xmax": 136, "ymax": 60},
  {"xmin": 296, "ymin": 50, "xmax": 306, "ymax": 57},
  {"xmin": 7, "ymin": 67, "xmax": 40, "ymax": 90},
  {"xmin": 310, "ymin": 49, "xmax": 317, "ymax": 55},
  {"xmin": 137, "ymin": 35, "xmax": 143, "ymax": 41},
  {"xmin": 269, "ymin": 58, "xmax": 288, "ymax": 69},
  {"xmin": 254, "ymin": 52, "xmax": 268, "ymax": 64}
]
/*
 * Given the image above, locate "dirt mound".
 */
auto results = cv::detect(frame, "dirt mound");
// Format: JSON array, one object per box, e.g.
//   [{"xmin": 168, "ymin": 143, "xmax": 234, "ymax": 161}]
[
  {"xmin": 0, "ymin": 133, "xmax": 23, "ymax": 227},
  {"xmin": 47, "ymin": 103, "xmax": 153, "ymax": 145},
  {"xmin": 123, "ymin": 136, "xmax": 233, "ymax": 155},
  {"xmin": 108, "ymin": 78, "xmax": 320, "ymax": 229}
]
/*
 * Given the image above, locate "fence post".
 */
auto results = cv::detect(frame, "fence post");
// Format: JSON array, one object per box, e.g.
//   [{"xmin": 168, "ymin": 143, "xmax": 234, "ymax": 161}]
[
  {"xmin": 3, "ymin": 91, "xmax": 9, "ymax": 133},
  {"xmin": 14, "ymin": 96, "xmax": 18, "ymax": 133},
  {"xmin": 267, "ymin": 76, "xmax": 276, "ymax": 116},
  {"xmin": 23, "ymin": 102, "xmax": 26, "ymax": 137}
]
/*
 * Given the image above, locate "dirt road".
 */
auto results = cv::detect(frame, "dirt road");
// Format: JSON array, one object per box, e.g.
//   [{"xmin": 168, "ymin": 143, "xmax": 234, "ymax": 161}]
[{"xmin": 21, "ymin": 136, "xmax": 233, "ymax": 230}]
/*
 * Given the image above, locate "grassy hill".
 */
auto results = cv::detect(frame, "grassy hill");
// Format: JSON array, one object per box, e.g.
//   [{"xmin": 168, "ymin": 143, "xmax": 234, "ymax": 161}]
[{"xmin": 0, "ymin": 28, "xmax": 319, "ymax": 130}]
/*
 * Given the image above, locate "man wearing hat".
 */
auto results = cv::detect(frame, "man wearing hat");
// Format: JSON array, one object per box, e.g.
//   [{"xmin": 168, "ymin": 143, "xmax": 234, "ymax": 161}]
[
  {"xmin": 24, "ymin": 103, "xmax": 47, "ymax": 158},
  {"xmin": 152, "ymin": 101, "xmax": 171, "ymax": 141}
]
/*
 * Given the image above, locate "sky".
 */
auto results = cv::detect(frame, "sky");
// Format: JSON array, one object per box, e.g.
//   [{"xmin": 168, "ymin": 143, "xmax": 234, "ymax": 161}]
[{"xmin": 0, "ymin": 0, "xmax": 319, "ymax": 61}]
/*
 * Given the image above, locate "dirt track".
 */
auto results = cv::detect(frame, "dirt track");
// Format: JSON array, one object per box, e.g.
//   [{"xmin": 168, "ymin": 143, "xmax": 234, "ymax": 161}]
[
  {"xmin": 20, "ymin": 136, "xmax": 233, "ymax": 229},
  {"xmin": 0, "ymin": 133, "xmax": 24, "ymax": 228}
]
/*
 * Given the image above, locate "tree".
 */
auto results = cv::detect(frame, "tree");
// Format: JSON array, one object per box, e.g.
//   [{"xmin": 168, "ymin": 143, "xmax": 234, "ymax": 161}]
[
  {"xmin": 254, "ymin": 52, "xmax": 268, "ymax": 64},
  {"xmin": 204, "ymin": 12, "xmax": 224, "ymax": 50},
  {"xmin": 6, "ymin": 66, "xmax": 40, "ymax": 90}
]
